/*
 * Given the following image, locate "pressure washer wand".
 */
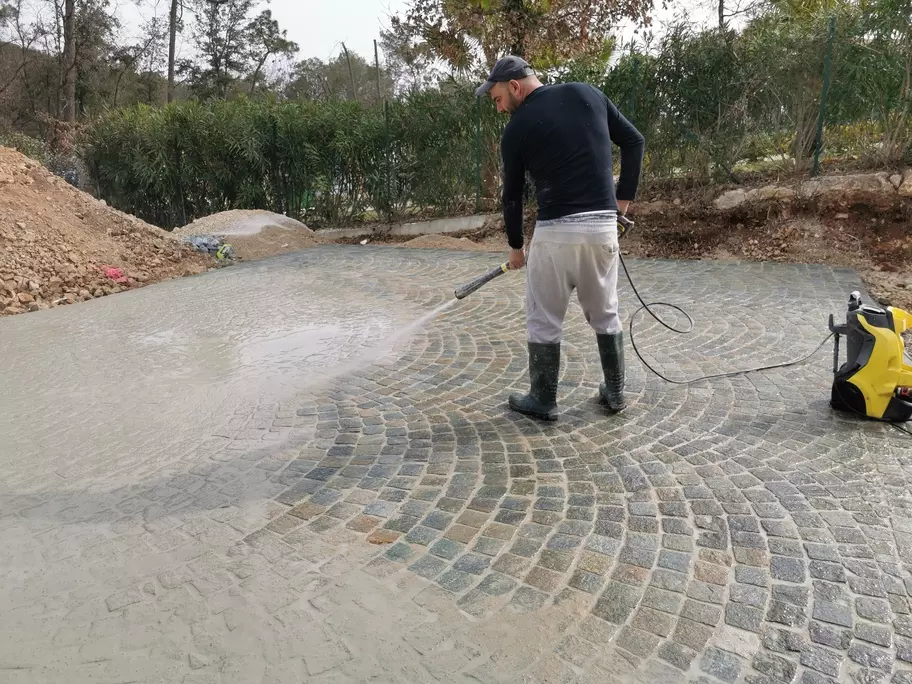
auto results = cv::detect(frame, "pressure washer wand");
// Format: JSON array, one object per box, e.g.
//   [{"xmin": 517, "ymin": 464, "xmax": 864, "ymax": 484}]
[
  {"xmin": 617, "ymin": 213, "xmax": 634, "ymax": 238},
  {"xmin": 454, "ymin": 261, "xmax": 510, "ymax": 299},
  {"xmin": 452, "ymin": 214, "xmax": 635, "ymax": 300}
]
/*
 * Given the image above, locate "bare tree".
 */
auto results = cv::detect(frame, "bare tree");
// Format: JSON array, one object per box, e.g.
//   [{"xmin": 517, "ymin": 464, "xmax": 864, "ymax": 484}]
[
  {"xmin": 61, "ymin": 0, "xmax": 75, "ymax": 121},
  {"xmin": 167, "ymin": 0, "xmax": 179, "ymax": 100},
  {"xmin": 112, "ymin": 18, "xmax": 165, "ymax": 105},
  {"xmin": 0, "ymin": 0, "xmax": 46, "ymax": 99},
  {"xmin": 245, "ymin": 9, "xmax": 297, "ymax": 94}
]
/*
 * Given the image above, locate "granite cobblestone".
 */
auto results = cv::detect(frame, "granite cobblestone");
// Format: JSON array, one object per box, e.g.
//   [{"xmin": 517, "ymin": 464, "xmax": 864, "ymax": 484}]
[{"xmin": 3, "ymin": 248, "xmax": 912, "ymax": 682}]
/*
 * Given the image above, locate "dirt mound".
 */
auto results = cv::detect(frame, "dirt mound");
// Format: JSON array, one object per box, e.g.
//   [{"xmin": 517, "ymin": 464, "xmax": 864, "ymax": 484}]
[
  {"xmin": 401, "ymin": 234, "xmax": 496, "ymax": 251},
  {"xmin": 613, "ymin": 207, "xmax": 912, "ymax": 312},
  {"xmin": 222, "ymin": 225, "xmax": 328, "ymax": 260},
  {"xmin": 173, "ymin": 209, "xmax": 328, "ymax": 260},
  {"xmin": 0, "ymin": 146, "xmax": 211, "ymax": 316},
  {"xmin": 173, "ymin": 209, "xmax": 315, "ymax": 237}
]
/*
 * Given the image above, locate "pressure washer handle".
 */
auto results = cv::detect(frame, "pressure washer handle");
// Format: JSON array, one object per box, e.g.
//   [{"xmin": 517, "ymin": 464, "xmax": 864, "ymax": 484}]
[
  {"xmin": 890, "ymin": 305, "xmax": 912, "ymax": 334},
  {"xmin": 828, "ymin": 314, "xmax": 849, "ymax": 336},
  {"xmin": 828, "ymin": 313, "xmax": 851, "ymax": 373},
  {"xmin": 618, "ymin": 214, "xmax": 634, "ymax": 238},
  {"xmin": 454, "ymin": 262, "xmax": 510, "ymax": 300}
]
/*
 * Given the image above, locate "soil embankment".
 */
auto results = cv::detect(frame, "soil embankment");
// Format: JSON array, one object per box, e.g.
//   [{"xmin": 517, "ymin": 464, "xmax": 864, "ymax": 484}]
[{"xmin": 0, "ymin": 146, "xmax": 210, "ymax": 315}]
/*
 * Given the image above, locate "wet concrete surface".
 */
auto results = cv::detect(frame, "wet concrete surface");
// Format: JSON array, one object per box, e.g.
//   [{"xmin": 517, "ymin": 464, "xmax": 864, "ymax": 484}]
[
  {"xmin": 1, "ymin": 253, "xmax": 415, "ymax": 491},
  {"xmin": 1, "ymin": 245, "xmax": 912, "ymax": 683}
]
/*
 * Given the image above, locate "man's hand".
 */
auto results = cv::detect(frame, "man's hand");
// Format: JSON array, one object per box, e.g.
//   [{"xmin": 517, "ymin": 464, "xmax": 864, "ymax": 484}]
[
  {"xmin": 509, "ymin": 248, "xmax": 525, "ymax": 270},
  {"xmin": 617, "ymin": 200, "xmax": 630, "ymax": 215}
]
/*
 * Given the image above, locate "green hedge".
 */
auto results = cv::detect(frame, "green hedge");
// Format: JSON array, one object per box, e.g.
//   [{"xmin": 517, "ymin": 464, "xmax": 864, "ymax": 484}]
[{"xmin": 83, "ymin": 91, "xmax": 505, "ymax": 229}]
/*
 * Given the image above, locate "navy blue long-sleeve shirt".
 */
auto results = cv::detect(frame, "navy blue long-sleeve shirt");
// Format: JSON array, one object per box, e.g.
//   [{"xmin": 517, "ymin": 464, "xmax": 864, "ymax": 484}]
[{"xmin": 499, "ymin": 82, "xmax": 645, "ymax": 249}]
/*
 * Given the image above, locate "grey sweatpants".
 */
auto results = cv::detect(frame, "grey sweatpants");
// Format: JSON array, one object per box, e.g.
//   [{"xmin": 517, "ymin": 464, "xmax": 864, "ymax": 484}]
[{"xmin": 525, "ymin": 210, "xmax": 621, "ymax": 344}]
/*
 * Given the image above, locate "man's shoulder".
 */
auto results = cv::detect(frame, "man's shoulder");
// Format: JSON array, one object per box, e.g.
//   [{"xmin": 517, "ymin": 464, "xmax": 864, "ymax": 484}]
[
  {"xmin": 518, "ymin": 82, "xmax": 604, "ymax": 111},
  {"xmin": 501, "ymin": 114, "xmax": 528, "ymax": 152},
  {"xmin": 554, "ymin": 81, "xmax": 606, "ymax": 98},
  {"xmin": 533, "ymin": 82, "xmax": 608, "ymax": 111},
  {"xmin": 502, "ymin": 115, "xmax": 522, "ymax": 139}
]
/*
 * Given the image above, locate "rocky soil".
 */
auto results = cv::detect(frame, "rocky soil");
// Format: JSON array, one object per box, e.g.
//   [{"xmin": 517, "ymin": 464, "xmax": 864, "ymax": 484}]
[
  {"xmin": 627, "ymin": 171, "xmax": 912, "ymax": 315},
  {"xmin": 0, "ymin": 146, "xmax": 211, "ymax": 316}
]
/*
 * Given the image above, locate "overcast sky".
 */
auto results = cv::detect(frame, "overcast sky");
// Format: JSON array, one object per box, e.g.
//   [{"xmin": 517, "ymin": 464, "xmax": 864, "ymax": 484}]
[
  {"xmin": 120, "ymin": 0, "xmax": 408, "ymax": 63},
  {"xmin": 279, "ymin": 0, "xmax": 409, "ymax": 61},
  {"xmin": 118, "ymin": 0, "xmax": 724, "ymax": 65}
]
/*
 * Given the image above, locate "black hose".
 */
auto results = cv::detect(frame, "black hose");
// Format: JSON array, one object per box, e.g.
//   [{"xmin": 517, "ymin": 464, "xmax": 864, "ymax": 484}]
[{"xmin": 616, "ymin": 250, "xmax": 912, "ymax": 438}]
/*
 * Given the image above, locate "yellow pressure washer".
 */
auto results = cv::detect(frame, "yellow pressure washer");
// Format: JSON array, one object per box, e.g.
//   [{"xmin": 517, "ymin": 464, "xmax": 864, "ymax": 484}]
[{"xmin": 828, "ymin": 292, "xmax": 912, "ymax": 422}]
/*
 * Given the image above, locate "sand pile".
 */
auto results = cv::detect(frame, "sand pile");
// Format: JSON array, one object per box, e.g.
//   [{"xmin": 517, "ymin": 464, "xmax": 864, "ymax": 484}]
[
  {"xmin": 173, "ymin": 209, "xmax": 329, "ymax": 260},
  {"xmin": 0, "ymin": 146, "xmax": 211, "ymax": 316}
]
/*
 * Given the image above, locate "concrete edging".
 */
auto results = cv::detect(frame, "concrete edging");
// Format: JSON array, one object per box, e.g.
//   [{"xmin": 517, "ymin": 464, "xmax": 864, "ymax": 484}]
[{"xmin": 318, "ymin": 213, "xmax": 497, "ymax": 240}]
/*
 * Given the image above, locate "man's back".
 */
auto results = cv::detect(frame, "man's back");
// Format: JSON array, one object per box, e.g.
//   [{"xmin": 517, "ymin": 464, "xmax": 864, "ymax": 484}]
[
  {"xmin": 500, "ymin": 82, "xmax": 644, "ymax": 222},
  {"xmin": 474, "ymin": 56, "xmax": 643, "ymax": 421}
]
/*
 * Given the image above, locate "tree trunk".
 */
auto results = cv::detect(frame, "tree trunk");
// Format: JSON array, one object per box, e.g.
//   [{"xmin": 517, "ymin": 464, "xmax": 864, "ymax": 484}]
[
  {"xmin": 62, "ymin": 0, "xmax": 76, "ymax": 122},
  {"xmin": 718, "ymin": 0, "xmax": 725, "ymax": 29},
  {"xmin": 249, "ymin": 54, "xmax": 270, "ymax": 95},
  {"xmin": 506, "ymin": 0, "xmax": 526, "ymax": 58},
  {"xmin": 341, "ymin": 42, "xmax": 357, "ymax": 101},
  {"xmin": 168, "ymin": 0, "xmax": 178, "ymax": 102}
]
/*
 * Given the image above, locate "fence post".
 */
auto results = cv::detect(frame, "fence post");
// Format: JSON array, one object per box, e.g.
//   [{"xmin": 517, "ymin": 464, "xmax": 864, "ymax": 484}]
[
  {"xmin": 812, "ymin": 15, "xmax": 836, "ymax": 177},
  {"xmin": 173, "ymin": 130, "xmax": 187, "ymax": 228},
  {"xmin": 384, "ymin": 99, "xmax": 391, "ymax": 219},
  {"xmin": 626, "ymin": 40, "xmax": 639, "ymax": 122},
  {"xmin": 270, "ymin": 110, "xmax": 282, "ymax": 216},
  {"xmin": 475, "ymin": 95, "xmax": 482, "ymax": 213},
  {"xmin": 373, "ymin": 40, "xmax": 382, "ymax": 102}
]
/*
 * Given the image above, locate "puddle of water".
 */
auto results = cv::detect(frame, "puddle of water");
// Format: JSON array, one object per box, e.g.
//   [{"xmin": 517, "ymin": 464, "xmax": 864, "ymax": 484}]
[
  {"xmin": 136, "ymin": 328, "xmax": 232, "ymax": 382},
  {"xmin": 130, "ymin": 300, "xmax": 456, "ymax": 399},
  {"xmin": 240, "ymin": 325, "xmax": 344, "ymax": 369},
  {"xmin": 140, "ymin": 330, "xmax": 185, "ymax": 345}
]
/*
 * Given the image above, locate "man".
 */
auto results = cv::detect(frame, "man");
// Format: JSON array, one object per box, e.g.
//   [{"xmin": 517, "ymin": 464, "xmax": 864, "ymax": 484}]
[{"xmin": 476, "ymin": 55, "xmax": 645, "ymax": 421}]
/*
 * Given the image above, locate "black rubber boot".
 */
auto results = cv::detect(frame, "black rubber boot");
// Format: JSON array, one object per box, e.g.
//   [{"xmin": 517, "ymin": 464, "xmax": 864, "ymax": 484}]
[
  {"xmin": 597, "ymin": 332, "xmax": 626, "ymax": 412},
  {"xmin": 509, "ymin": 342, "xmax": 560, "ymax": 421}
]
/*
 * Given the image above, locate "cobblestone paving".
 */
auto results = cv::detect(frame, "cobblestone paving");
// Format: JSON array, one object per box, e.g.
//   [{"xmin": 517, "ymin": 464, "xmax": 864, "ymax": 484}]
[{"xmin": 2, "ymin": 245, "xmax": 912, "ymax": 684}]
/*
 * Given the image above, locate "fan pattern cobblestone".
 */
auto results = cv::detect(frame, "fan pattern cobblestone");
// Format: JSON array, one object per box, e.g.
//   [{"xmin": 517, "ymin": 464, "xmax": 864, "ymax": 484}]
[{"xmin": 1, "ymin": 245, "xmax": 911, "ymax": 684}]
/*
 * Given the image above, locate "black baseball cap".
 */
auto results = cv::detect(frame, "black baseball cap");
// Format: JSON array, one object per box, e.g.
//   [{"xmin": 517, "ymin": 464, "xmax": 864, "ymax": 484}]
[{"xmin": 475, "ymin": 56, "xmax": 535, "ymax": 97}]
